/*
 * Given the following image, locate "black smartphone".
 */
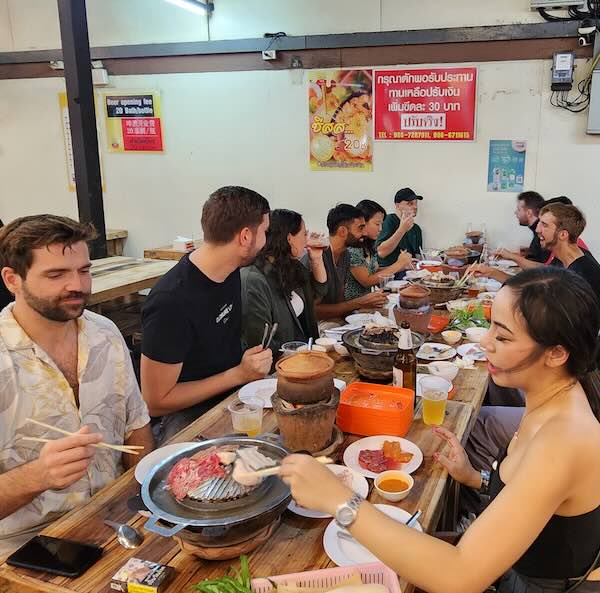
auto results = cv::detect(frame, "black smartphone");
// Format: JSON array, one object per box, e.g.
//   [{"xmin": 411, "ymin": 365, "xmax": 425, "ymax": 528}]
[{"xmin": 6, "ymin": 535, "xmax": 103, "ymax": 577}]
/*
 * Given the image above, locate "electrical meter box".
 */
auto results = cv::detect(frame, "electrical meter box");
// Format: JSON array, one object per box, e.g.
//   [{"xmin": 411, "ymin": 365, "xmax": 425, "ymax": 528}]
[{"xmin": 551, "ymin": 52, "xmax": 576, "ymax": 91}]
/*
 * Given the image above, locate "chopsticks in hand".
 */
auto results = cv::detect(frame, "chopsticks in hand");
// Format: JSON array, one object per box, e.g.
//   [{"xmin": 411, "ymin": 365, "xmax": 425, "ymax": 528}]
[
  {"xmin": 235, "ymin": 455, "xmax": 333, "ymax": 480},
  {"xmin": 23, "ymin": 418, "xmax": 143, "ymax": 455},
  {"xmin": 456, "ymin": 263, "xmax": 477, "ymax": 288},
  {"xmin": 260, "ymin": 323, "xmax": 278, "ymax": 350}
]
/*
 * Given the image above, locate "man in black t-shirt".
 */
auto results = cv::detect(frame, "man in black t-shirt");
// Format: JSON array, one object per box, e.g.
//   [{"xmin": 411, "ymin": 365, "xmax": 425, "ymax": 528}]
[
  {"xmin": 141, "ymin": 186, "xmax": 272, "ymax": 444},
  {"xmin": 537, "ymin": 203, "xmax": 600, "ymax": 304}
]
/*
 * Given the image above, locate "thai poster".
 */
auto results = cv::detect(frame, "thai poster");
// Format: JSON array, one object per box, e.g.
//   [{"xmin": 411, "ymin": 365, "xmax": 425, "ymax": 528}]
[
  {"xmin": 487, "ymin": 140, "xmax": 527, "ymax": 193},
  {"xmin": 102, "ymin": 91, "xmax": 164, "ymax": 153},
  {"xmin": 308, "ymin": 69, "xmax": 373, "ymax": 171},
  {"xmin": 374, "ymin": 67, "xmax": 477, "ymax": 141}
]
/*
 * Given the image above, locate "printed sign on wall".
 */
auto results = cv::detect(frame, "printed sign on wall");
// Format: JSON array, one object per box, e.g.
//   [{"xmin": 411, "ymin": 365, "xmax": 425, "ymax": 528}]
[
  {"xmin": 374, "ymin": 67, "xmax": 477, "ymax": 141},
  {"xmin": 309, "ymin": 69, "xmax": 373, "ymax": 171},
  {"xmin": 487, "ymin": 140, "xmax": 527, "ymax": 193},
  {"xmin": 103, "ymin": 92, "xmax": 164, "ymax": 153}
]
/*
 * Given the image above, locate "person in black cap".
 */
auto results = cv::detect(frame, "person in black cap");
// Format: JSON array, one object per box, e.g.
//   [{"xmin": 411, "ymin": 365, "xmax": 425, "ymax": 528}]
[{"xmin": 375, "ymin": 187, "xmax": 423, "ymax": 267}]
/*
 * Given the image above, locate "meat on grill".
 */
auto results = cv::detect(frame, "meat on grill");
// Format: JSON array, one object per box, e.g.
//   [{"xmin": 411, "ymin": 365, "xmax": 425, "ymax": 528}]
[{"xmin": 166, "ymin": 446, "xmax": 227, "ymax": 501}]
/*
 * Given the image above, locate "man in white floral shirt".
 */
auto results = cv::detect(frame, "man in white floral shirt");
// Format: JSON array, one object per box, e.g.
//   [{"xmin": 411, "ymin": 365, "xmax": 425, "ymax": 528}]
[{"xmin": 0, "ymin": 215, "xmax": 153, "ymax": 559}]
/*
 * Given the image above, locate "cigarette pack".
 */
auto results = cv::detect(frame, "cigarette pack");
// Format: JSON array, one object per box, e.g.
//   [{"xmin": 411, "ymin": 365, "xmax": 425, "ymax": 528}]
[{"xmin": 110, "ymin": 557, "xmax": 174, "ymax": 593}]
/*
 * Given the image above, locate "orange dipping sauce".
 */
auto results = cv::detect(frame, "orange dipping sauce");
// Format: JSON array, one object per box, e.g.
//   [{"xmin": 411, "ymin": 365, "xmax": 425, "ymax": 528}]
[{"xmin": 377, "ymin": 478, "xmax": 409, "ymax": 493}]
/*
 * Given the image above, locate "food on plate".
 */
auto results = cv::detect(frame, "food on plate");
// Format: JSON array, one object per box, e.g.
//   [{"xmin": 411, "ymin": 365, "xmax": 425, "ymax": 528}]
[
  {"xmin": 377, "ymin": 477, "xmax": 410, "ymax": 493},
  {"xmin": 426, "ymin": 271, "xmax": 456, "ymax": 284},
  {"xmin": 358, "ymin": 440, "xmax": 413, "ymax": 472},
  {"xmin": 166, "ymin": 445, "xmax": 277, "ymax": 499},
  {"xmin": 418, "ymin": 343, "xmax": 451, "ymax": 357},
  {"xmin": 448, "ymin": 304, "xmax": 490, "ymax": 332},
  {"xmin": 445, "ymin": 245, "xmax": 470, "ymax": 258}
]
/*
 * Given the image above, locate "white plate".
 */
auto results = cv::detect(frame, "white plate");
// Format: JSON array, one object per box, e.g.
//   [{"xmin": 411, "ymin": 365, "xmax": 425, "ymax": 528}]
[
  {"xmin": 238, "ymin": 378, "xmax": 277, "ymax": 408},
  {"xmin": 457, "ymin": 342, "xmax": 487, "ymax": 361},
  {"xmin": 135, "ymin": 442, "xmax": 198, "ymax": 484},
  {"xmin": 416, "ymin": 373, "xmax": 452, "ymax": 396},
  {"xmin": 477, "ymin": 292, "xmax": 496, "ymax": 301},
  {"xmin": 323, "ymin": 504, "xmax": 422, "ymax": 566},
  {"xmin": 482, "ymin": 279, "xmax": 502, "ymax": 292},
  {"xmin": 343, "ymin": 435, "xmax": 423, "ymax": 479},
  {"xmin": 288, "ymin": 465, "xmax": 368, "ymax": 518},
  {"xmin": 416, "ymin": 342, "xmax": 457, "ymax": 361},
  {"xmin": 491, "ymin": 259, "xmax": 518, "ymax": 268},
  {"xmin": 345, "ymin": 313, "xmax": 375, "ymax": 326}
]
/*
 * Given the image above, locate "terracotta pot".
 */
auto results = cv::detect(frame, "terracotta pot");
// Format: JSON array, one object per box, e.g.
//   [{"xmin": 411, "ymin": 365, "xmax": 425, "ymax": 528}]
[
  {"xmin": 275, "ymin": 352, "xmax": 334, "ymax": 404},
  {"xmin": 399, "ymin": 285, "xmax": 431, "ymax": 309},
  {"xmin": 272, "ymin": 389, "xmax": 340, "ymax": 453}
]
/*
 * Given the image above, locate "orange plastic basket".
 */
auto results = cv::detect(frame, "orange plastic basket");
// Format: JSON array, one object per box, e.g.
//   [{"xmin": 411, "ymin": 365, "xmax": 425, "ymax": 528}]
[{"xmin": 336, "ymin": 382, "xmax": 414, "ymax": 437}]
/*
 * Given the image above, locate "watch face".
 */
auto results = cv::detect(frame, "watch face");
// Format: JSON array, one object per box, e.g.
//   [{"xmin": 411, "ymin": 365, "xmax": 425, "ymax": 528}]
[{"xmin": 337, "ymin": 506, "xmax": 355, "ymax": 527}]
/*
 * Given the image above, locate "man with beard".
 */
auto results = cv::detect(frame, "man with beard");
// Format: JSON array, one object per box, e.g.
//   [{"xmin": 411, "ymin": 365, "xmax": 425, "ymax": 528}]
[
  {"xmin": 315, "ymin": 204, "xmax": 387, "ymax": 320},
  {"xmin": 0, "ymin": 215, "xmax": 152, "ymax": 559},
  {"xmin": 141, "ymin": 186, "xmax": 273, "ymax": 444},
  {"xmin": 537, "ymin": 203, "xmax": 600, "ymax": 302}
]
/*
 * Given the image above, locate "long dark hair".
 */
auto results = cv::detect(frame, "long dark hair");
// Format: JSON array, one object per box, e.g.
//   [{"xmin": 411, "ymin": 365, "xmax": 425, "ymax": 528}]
[
  {"xmin": 259, "ymin": 209, "xmax": 306, "ymax": 298},
  {"xmin": 356, "ymin": 199, "xmax": 386, "ymax": 257},
  {"xmin": 504, "ymin": 267, "xmax": 600, "ymax": 421}
]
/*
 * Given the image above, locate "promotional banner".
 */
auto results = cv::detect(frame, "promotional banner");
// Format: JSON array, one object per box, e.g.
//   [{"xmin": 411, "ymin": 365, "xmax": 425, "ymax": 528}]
[
  {"xmin": 487, "ymin": 140, "xmax": 527, "ymax": 193},
  {"xmin": 374, "ymin": 67, "xmax": 477, "ymax": 141},
  {"xmin": 103, "ymin": 92, "xmax": 164, "ymax": 153},
  {"xmin": 308, "ymin": 69, "xmax": 373, "ymax": 171}
]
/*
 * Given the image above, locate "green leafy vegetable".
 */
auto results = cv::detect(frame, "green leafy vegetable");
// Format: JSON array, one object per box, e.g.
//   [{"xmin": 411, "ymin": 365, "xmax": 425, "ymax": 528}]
[
  {"xmin": 449, "ymin": 304, "xmax": 490, "ymax": 332},
  {"xmin": 190, "ymin": 555, "xmax": 253, "ymax": 593}
]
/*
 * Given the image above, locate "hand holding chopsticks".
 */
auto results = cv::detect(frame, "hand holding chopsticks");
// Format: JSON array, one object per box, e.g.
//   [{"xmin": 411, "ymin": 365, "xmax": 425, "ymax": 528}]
[
  {"xmin": 23, "ymin": 418, "xmax": 143, "ymax": 455},
  {"xmin": 260, "ymin": 322, "xmax": 278, "ymax": 350}
]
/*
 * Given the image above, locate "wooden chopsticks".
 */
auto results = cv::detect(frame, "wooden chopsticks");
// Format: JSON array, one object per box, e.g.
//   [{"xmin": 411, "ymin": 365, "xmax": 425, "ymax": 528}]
[
  {"xmin": 456, "ymin": 263, "xmax": 477, "ymax": 288},
  {"xmin": 23, "ymin": 418, "xmax": 143, "ymax": 455},
  {"xmin": 236, "ymin": 455, "xmax": 333, "ymax": 480}
]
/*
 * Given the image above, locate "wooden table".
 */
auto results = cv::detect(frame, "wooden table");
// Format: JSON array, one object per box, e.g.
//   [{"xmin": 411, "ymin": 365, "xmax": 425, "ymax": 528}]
[
  {"xmin": 89, "ymin": 256, "xmax": 177, "ymax": 305},
  {"xmin": 0, "ymin": 356, "xmax": 488, "ymax": 593},
  {"xmin": 143, "ymin": 241, "xmax": 202, "ymax": 261}
]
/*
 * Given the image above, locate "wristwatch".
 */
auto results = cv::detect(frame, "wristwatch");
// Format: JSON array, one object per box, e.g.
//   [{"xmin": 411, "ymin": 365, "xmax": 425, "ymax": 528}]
[
  {"xmin": 335, "ymin": 493, "xmax": 365, "ymax": 528},
  {"xmin": 479, "ymin": 469, "xmax": 491, "ymax": 495}
]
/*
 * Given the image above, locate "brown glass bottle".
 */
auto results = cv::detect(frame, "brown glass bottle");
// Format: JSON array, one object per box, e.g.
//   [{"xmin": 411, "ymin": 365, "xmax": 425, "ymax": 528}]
[{"xmin": 393, "ymin": 321, "xmax": 417, "ymax": 408}]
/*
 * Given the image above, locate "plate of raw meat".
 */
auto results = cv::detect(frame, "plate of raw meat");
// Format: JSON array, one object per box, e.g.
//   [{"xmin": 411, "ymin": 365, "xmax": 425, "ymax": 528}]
[{"xmin": 343, "ymin": 436, "xmax": 423, "ymax": 479}]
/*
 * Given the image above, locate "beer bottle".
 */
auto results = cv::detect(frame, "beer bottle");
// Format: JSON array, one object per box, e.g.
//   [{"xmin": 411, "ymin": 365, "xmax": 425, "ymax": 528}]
[{"xmin": 393, "ymin": 321, "xmax": 417, "ymax": 408}]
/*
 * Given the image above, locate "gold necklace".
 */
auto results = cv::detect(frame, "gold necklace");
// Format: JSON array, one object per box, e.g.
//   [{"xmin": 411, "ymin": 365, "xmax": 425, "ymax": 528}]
[{"xmin": 513, "ymin": 380, "xmax": 577, "ymax": 440}]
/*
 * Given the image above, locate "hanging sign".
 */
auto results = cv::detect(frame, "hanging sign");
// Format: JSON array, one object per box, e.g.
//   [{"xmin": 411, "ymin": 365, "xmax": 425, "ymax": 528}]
[
  {"xmin": 308, "ymin": 69, "xmax": 373, "ymax": 171},
  {"xmin": 487, "ymin": 140, "xmax": 527, "ymax": 192},
  {"xmin": 374, "ymin": 67, "xmax": 477, "ymax": 141},
  {"xmin": 103, "ymin": 91, "xmax": 164, "ymax": 153}
]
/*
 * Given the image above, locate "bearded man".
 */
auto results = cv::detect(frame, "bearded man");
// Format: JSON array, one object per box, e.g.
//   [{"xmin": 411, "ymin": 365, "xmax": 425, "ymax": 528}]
[{"xmin": 0, "ymin": 214, "xmax": 152, "ymax": 559}]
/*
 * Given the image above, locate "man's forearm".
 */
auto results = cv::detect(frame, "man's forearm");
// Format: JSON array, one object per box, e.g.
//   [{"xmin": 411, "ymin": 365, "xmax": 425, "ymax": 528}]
[
  {"xmin": 0, "ymin": 462, "xmax": 45, "ymax": 520},
  {"xmin": 147, "ymin": 366, "xmax": 244, "ymax": 416},
  {"xmin": 315, "ymin": 299, "xmax": 363, "ymax": 321},
  {"xmin": 377, "ymin": 227, "xmax": 407, "ymax": 259}
]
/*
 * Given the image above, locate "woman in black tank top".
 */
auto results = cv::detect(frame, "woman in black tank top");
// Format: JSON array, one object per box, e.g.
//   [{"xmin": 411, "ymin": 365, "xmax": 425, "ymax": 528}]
[{"xmin": 279, "ymin": 268, "xmax": 600, "ymax": 593}]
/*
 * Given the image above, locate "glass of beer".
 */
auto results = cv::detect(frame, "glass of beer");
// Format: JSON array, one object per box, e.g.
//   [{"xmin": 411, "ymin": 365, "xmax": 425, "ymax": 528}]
[
  {"xmin": 306, "ymin": 231, "xmax": 329, "ymax": 250},
  {"xmin": 419, "ymin": 376, "xmax": 450, "ymax": 426},
  {"xmin": 228, "ymin": 397, "xmax": 264, "ymax": 437}
]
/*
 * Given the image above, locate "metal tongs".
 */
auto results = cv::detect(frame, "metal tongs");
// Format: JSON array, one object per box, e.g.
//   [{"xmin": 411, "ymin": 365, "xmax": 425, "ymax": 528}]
[{"xmin": 260, "ymin": 322, "xmax": 279, "ymax": 350}]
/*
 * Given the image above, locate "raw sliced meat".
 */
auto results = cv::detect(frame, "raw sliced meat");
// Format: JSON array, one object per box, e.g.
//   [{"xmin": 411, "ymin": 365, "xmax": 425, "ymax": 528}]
[
  {"xmin": 358, "ymin": 449, "xmax": 388, "ymax": 473},
  {"xmin": 166, "ymin": 446, "xmax": 227, "ymax": 501}
]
